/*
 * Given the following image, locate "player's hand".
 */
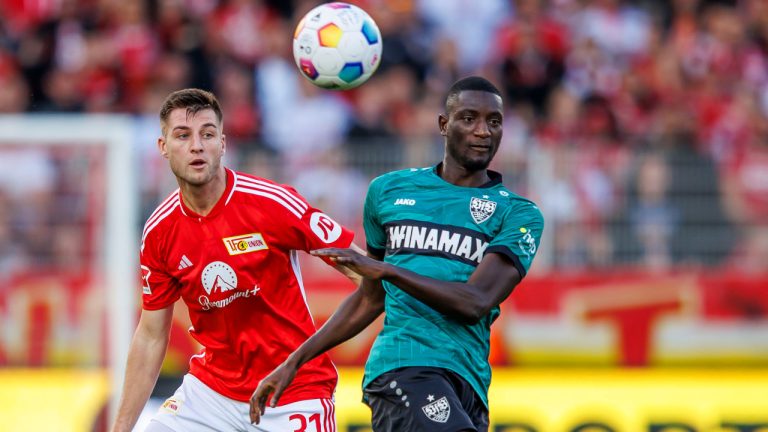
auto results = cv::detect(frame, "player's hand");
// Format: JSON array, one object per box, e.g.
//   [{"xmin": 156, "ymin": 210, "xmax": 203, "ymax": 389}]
[
  {"xmin": 249, "ymin": 362, "xmax": 298, "ymax": 424},
  {"xmin": 311, "ymin": 248, "xmax": 388, "ymax": 280}
]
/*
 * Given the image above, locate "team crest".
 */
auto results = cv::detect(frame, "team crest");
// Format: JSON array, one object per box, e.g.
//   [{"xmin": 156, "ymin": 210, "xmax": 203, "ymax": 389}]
[
  {"xmin": 470, "ymin": 197, "xmax": 497, "ymax": 224},
  {"xmin": 422, "ymin": 396, "xmax": 451, "ymax": 423},
  {"xmin": 160, "ymin": 397, "xmax": 181, "ymax": 414}
]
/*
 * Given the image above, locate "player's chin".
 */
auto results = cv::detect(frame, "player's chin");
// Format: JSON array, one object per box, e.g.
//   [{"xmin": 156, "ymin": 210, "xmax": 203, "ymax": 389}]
[
  {"xmin": 182, "ymin": 170, "xmax": 214, "ymax": 186},
  {"xmin": 462, "ymin": 156, "xmax": 492, "ymax": 172}
]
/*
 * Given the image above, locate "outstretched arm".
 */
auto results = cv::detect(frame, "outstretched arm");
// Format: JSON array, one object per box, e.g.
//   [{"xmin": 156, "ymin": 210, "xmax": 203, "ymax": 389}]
[
  {"xmin": 250, "ymin": 274, "xmax": 385, "ymax": 424},
  {"xmin": 329, "ymin": 243, "xmax": 367, "ymax": 285},
  {"xmin": 313, "ymin": 248, "xmax": 521, "ymax": 324},
  {"xmin": 110, "ymin": 307, "xmax": 174, "ymax": 432}
]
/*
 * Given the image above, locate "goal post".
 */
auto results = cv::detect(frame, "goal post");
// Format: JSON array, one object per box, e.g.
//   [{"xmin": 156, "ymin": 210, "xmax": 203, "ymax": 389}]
[{"xmin": 0, "ymin": 114, "xmax": 138, "ymax": 424}]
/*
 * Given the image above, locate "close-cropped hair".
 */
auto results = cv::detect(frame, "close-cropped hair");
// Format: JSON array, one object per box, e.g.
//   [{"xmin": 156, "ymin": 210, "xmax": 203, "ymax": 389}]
[
  {"xmin": 159, "ymin": 88, "xmax": 223, "ymax": 134},
  {"xmin": 444, "ymin": 76, "xmax": 502, "ymax": 113}
]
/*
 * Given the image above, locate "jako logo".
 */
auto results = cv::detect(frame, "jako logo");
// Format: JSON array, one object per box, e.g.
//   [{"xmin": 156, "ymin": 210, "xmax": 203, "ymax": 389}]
[{"xmin": 394, "ymin": 198, "xmax": 416, "ymax": 206}]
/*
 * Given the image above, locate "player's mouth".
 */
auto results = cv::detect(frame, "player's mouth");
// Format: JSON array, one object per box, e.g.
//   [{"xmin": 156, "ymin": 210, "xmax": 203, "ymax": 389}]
[
  {"xmin": 190, "ymin": 159, "xmax": 207, "ymax": 168},
  {"xmin": 469, "ymin": 143, "xmax": 492, "ymax": 152}
]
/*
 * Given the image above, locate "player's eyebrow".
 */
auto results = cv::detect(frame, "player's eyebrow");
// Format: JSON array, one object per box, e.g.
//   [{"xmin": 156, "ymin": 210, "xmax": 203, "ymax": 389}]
[{"xmin": 171, "ymin": 123, "xmax": 218, "ymax": 132}]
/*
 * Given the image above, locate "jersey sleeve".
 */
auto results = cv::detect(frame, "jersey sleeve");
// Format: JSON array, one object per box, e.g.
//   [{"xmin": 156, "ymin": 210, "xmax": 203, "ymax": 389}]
[
  {"xmin": 485, "ymin": 201, "xmax": 544, "ymax": 278},
  {"xmin": 140, "ymin": 231, "xmax": 181, "ymax": 310},
  {"xmin": 362, "ymin": 176, "xmax": 386, "ymax": 256},
  {"xmin": 279, "ymin": 184, "xmax": 355, "ymax": 252}
]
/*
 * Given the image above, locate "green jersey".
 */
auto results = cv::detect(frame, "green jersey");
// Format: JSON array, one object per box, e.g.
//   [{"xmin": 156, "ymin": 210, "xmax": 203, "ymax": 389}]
[{"xmin": 362, "ymin": 165, "xmax": 544, "ymax": 408}]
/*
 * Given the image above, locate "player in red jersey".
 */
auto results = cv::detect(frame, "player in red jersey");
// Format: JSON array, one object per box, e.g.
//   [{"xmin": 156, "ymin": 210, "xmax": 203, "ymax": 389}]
[{"xmin": 111, "ymin": 88, "xmax": 358, "ymax": 432}]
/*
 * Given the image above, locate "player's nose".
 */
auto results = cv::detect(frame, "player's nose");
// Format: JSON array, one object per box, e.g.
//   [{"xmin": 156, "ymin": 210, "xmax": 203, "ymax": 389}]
[
  {"xmin": 474, "ymin": 121, "xmax": 491, "ymax": 137},
  {"xmin": 189, "ymin": 135, "xmax": 204, "ymax": 151}
]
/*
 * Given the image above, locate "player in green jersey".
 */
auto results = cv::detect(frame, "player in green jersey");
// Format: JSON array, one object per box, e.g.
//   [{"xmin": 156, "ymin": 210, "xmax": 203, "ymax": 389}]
[{"xmin": 250, "ymin": 76, "xmax": 544, "ymax": 432}]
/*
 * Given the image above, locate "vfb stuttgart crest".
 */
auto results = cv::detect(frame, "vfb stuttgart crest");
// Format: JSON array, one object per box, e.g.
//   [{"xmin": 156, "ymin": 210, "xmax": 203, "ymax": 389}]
[
  {"xmin": 470, "ymin": 197, "xmax": 497, "ymax": 224},
  {"xmin": 422, "ymin": 396, "xmax": 451, "ymax": 423}
]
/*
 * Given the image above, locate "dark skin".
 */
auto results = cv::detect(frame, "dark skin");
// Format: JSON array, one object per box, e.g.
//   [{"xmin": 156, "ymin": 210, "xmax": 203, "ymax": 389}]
[{"xmin": 249, "ymin": 90, "xmax": 523, "ymax": 427}]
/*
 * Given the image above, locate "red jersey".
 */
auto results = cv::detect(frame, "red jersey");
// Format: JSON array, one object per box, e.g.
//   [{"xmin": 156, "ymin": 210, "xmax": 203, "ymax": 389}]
[{"xmin": 140, "ymin": 168, "xmax": 354, "ymax": 403}]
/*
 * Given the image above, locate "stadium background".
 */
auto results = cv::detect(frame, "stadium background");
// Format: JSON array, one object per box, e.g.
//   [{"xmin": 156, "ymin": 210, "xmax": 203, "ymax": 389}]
[{"xmin": 1, "ymin": 0, "xmax": 767, "ymax": 430}]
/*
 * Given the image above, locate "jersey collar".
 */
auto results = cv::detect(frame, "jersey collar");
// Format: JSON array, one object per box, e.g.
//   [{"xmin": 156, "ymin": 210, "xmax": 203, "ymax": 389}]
[
  {"xmin": 432, "ymin": 163, "xmax": 503, "ymax": 188},
  {"xmin": 177, "ymin": 168, "xmax": 235, "ymax": 219}
]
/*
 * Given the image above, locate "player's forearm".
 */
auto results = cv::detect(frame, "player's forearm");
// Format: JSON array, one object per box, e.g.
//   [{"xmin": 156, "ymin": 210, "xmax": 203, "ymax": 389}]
[
  {"xmin": 287, "ymin": 279, "xmax": 383, "ymax": 369},
  {"xmin": 381, "ymin": 264, "xmax": 492, "ymax": 323},
  {"xmin": 111, "ymin": 329, "xmax": 170, "ymax": 432}
]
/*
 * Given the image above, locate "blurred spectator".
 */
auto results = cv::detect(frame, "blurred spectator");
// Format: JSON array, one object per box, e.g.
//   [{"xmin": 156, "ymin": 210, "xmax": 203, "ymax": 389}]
[
  {"xmin": 0, "ymin": 190, "xmax": 29, "ymax": 276},
  {"xmin": 0, "ymin": 0, "xmax": 765, "ymax": 274},
  {"xmin": 0, "ymin": 65, "xmax": 30, "ymax": 112},
  {"xmin": 417, "ymin": 0, "xmax": 510, "ymax": 71},
  {"xmin": 214, "ymin": 61, "xmax": 260, "ymax": 154},
  {"xmin": 494, "ymin": 0, "xmax": 569, "ymax": 116},
  {"xmin": 624, "ymin": 151, "xmax": 679, "ymax": 271},
  {"xmin": 368, "ymin": 0, "xmax": 431, "ymax": 81},
  {"xmin": 207, "ymin": 0, "xmax": 277, "ymax": 65},
  {"xmin": 38, "ymin": 68, "xmax": 85, "ymax": 112},
  {"xmin": 292, "ymin": 147, "xmax": 367, "ymax": 228},
  {"xmin": 721, "ymin": 108, "xmax": 768, "ymax": 273},
  {"xmin": 0, "ymin": 149, "xmax": 56, "ymax": 267},
  {"xmin": 255, "ymin": 17, "xmax": 351, "ymax": 170},
  {"xmin": 649, "ymin": 102, "xmax": 734, "ymax": 266},
  {"xmin": 571, "ymin": 0, "xmax": 652, "ymax": 58},
  {"xmin": 344, "ymin": 73, "xmax": 405, "ymax": 176}
]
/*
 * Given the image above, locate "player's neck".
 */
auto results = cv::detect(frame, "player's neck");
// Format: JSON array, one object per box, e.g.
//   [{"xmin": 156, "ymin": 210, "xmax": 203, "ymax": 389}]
[
  {"xmin": 438, "ymin": 161, "xmax": 490, "ymax": 188},
  {"xmin": 178, "ymin": 169, "xmax": 227, "ymax": 217}
]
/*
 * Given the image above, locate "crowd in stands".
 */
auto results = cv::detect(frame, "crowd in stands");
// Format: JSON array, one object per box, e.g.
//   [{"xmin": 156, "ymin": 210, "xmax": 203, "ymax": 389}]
[{"xmin": 1, "ymin": 0, "xmax": 767, "ymax": 274}]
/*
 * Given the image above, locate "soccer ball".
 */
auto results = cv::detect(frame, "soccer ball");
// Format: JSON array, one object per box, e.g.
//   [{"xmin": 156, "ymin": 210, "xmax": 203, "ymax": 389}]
[{"xmin": 293, "ymin": 2, "xmax": 383, "ymax": 90}]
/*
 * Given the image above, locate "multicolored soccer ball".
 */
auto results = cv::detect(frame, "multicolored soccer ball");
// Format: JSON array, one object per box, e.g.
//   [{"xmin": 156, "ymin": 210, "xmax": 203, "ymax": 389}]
[{"xmin": 293, "ymin": 2, "xmax": 383, "ymax": 90}]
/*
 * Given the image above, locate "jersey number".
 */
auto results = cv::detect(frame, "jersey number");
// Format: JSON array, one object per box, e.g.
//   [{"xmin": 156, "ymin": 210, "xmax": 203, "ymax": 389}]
[{"xmin": 289, "ymin": 413, "xmax": 321, "ymax": 432}]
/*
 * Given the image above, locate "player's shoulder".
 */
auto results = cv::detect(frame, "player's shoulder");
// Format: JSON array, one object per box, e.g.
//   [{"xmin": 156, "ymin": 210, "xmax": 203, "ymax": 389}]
[
  {"xmin": 230, "ymin": 170, "xmax": 308, "ymax": 218},
  {"xmin": 234, "ymin": 170, "xmax": 279, "ymax": 186},
  {"xmin": 371, "ymin": 166, "xmax": 433, "ymax": 189},
  {"xmin": 141, "ymin": 189, "xmax": 182, "ymax": 243},
  {"xmin": 495, "ymin": 186, "xmax": 544, "ymax": 223}
]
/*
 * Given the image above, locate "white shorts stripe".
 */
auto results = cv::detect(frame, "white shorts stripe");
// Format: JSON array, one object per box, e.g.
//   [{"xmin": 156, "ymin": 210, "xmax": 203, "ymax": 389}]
[
  {"xmin": 329, "ymin": 398, "xmax": 335, "ymax": 432},
  {"xmin": 234, "ymin": 186, "xmax": 305, "ymax": 218},
  {"xmin": 322, "ymin": 398, "xmax": 329, "ymax": 432},
  {"xmin": 237, "ymin": 176, "xmax": 308, "ymax": 212},
  {"xmin": 322, "ymin": 398, "xmax": 336, "ymax": 432}
]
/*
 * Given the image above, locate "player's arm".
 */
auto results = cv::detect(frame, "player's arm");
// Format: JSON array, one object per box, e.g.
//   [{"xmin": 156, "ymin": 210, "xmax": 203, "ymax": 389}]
[
  {"xmin": 312, "ymin": 248, "xmax": 521, "ymax": 325},
  {"xmin": 329, "ymin": 243, "xmax": 366, "ymax": 285},
  {"xmin": 250, "ymin": 262, "xmax": 385, "ymax": 424},
  {"xmin": 110, "ymin": 306, "xmax": 174, "ymax": 432}
]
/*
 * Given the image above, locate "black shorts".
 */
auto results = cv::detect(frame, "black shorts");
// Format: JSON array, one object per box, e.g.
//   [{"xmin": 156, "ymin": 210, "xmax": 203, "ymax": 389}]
[{"xmin": 363, "ymin": 366, "xmax": 489, "ymax": 432}]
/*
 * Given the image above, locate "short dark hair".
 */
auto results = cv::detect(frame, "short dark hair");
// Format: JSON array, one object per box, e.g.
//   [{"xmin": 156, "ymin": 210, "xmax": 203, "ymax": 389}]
[
  {"xmin": 444, "ymin": 76, "xmax": 502, "ymax": 113},
  {"xmin": 159, "ymin": 88, "xmax": 223, "ymax": 135}
]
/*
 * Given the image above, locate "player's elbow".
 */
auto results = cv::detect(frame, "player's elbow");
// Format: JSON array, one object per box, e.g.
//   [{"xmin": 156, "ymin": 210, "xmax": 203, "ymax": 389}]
[{"xmin": 451, "ymin": 301, "xmax": 493, "ymax": 325}]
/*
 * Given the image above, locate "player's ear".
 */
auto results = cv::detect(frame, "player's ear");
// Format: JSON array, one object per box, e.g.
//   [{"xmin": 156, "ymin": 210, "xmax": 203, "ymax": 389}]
[
  {"xmin": 438, "ymin": 114, "xmax": 448, "ymax": 136},
  {"xmin": 221, "ymin": 133, "xmax": 226, "ymax": 155},
  {"xmin": 157, "ymin": 137, "xmax": 169, "ymax": 158}
]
